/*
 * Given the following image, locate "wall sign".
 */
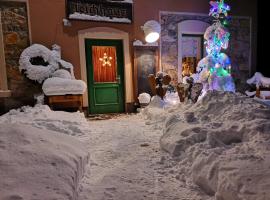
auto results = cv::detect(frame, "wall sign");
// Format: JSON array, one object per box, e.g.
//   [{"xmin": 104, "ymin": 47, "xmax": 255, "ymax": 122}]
[{"xmin": 66, "ymin": 0, "xmax": 133, "ymax": 24}]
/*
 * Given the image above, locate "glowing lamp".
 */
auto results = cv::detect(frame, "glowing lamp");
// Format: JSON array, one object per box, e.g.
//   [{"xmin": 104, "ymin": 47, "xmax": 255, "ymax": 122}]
[{"xmin": 141, "ymin": 20, "xmax": 161, "ymax": 43}]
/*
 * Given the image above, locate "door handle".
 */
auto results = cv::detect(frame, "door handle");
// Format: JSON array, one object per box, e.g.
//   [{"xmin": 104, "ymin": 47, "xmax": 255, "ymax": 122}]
[{"xmin": 116, "ymin": 75, "xmax": 121, "ymax": 84}]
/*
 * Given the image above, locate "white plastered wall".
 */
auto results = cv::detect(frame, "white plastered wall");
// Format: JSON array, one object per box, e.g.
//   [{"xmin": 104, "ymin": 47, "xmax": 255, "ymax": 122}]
[{"xmin": 78, "ymin": 27, "xmax": 133, "ymax": 108}]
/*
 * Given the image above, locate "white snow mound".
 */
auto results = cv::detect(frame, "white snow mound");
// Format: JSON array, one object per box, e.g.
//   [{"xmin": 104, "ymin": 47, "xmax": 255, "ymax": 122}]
[
  {"xmin": 0, "ymin": 123, "xmax": 89, "ymax": 200},
  {"xmin": 159, "ymin": 91, "xmax": 270, "ymax": 200},
  {"xmin": 0, "ymin": 104, "xmax": 89, "ymax": 136},
  {"xmin": 141, "ymin": 95, "xmax": 182, "ymax": 129}
]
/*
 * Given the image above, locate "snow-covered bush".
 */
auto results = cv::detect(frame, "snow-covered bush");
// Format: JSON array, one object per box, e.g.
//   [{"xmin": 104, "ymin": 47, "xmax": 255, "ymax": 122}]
[
  {"xmin": 19, "ymin": 44, "xmax": 59, "ymax": 83},
  {"xmin": 19, "ymin": 43, "xmax": 87, "ymax": 97},
  {"xmin": 19, "ymin": 44, "xmax": 76, "ymax": 83},
  {"xmin": 51, "ymin": 69, "xmax": 72, "ymax": 79}
]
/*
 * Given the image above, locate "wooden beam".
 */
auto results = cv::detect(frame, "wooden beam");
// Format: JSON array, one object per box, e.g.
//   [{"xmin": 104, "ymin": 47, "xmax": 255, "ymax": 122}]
[{"xmin": 0, "ymin": 11, "xmax": 9, "ymax": 91}]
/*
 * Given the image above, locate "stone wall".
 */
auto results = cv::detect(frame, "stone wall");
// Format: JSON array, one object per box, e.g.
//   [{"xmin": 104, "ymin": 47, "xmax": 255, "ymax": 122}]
[
  {"xmin": 0, "ymin": 2, "xmax": 41, "ymax": 114},
  {"xmin": 160, "ymin": 13, "xmax": 212, "ymax": 85},
  {"xmin": 160, "ymin": 12, "xmax": 251, "ymax": 91}
]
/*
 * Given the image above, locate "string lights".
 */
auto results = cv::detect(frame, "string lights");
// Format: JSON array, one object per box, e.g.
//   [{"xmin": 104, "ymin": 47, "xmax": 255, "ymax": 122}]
[
  {"xmin": 196, "ymin": 0, "xmax": 235, "ymax": 92},
  {"xmin": 99, "ymin": 53, "xmax": 113, "ymax": 67}
]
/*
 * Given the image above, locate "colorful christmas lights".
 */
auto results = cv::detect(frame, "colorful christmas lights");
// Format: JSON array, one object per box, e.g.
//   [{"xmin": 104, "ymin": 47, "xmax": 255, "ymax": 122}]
[{"xmin": 196, "ymin": 0, "xmax": 235, "ymax": 93}]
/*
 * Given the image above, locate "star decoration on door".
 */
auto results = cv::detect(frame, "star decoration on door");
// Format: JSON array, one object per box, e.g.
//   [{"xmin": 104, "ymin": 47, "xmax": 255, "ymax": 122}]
[{"xmin": 99, "ymin": 53, "xmax": 113, "ymax": 67}]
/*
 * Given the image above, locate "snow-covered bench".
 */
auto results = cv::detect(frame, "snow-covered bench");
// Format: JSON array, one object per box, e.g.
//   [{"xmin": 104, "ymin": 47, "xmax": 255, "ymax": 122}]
[
  {"xmin": 42, "ymin": 70, "xmax": 87, "ymax": 111},
  {"xmin": 19, "ymin": 44, "xmax": 87, "ymax": 111},
  {"xmin": 246, "ymin": 72, "xmax": 270, "ymax": 100}
]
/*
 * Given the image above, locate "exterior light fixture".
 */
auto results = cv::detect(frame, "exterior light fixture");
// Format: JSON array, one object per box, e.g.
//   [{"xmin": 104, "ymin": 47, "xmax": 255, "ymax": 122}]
[
  {"xmin": 141, "ymin": 20, "xmax": 161, "ymax": 43},
  {"xmin": 63, "ymin": 18, "xmax": 71, "ymax": 27}
]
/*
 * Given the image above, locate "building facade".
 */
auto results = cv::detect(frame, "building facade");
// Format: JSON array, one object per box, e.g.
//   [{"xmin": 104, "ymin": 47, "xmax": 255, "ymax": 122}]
[{"xmin": 0, "ymin": 0, "xmax": 258, "ymax": 114}]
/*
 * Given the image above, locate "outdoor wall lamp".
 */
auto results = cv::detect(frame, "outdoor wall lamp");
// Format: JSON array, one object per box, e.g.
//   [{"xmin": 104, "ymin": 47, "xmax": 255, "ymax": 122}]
[
  {"xmin": 63, "ymin": 18, "xmax": 71, "ymax": 27},
  {"xmin": 141, "ymin": 20, "xmax": 161, "ymax": 43}
]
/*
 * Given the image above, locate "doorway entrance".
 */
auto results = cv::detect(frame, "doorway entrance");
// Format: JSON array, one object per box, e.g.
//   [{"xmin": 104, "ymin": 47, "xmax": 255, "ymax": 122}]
[{"xmin": 85, "ymin": 39, "xmax": 125, "ymax": 114}]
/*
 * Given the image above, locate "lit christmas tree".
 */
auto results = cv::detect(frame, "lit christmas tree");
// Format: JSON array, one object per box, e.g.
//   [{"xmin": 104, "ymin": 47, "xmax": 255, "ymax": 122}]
[{"xmin": 196, "ymin": 0, "xmax": 235, "ymax": 93}]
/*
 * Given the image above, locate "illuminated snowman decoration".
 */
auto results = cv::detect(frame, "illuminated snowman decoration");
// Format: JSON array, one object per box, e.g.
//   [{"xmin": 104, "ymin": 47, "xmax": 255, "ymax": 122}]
[{"xmin": 196, "ymin": 0, "xmax": 235, "ymax": 93}]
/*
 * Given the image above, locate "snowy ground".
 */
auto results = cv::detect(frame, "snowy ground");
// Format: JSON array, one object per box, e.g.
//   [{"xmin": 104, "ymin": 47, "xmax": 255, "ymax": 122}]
[
  {"xmin": 0, "ymin": 105, "xmax": 207, "ymax": 200},
  {"xmin": 0, "ymin": 123, "xmax": 89, "ymax": 200},
  {"xmin": 0, "ymin": 105, "xmax": 90, "ymax": 200},
  {"xmin": 1, "ymin": 91, "xmax": 270, "ymax": 200},
  {"xmin": 78, "ymin": 114, "xmax": 208, "ymax": 200}
]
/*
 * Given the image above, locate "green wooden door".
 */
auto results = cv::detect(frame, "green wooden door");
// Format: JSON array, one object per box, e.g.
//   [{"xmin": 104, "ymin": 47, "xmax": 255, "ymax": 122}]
[{"xmin": 85, "ymin": 39, "xmax": 125, "ymax": 114}]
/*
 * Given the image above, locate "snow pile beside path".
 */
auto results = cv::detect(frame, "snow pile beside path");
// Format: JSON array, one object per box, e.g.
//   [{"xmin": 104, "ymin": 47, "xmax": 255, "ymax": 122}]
[
  {"xmin": 164, "ymin": 92, "xmax": 180, "ymax": 108},
  {"xmin": 0, "ymin": 123, "xmax": 89, "ymax": 200},
  {"xmin": 141, "ymin": 96, "xmax": 167, "ymax": 127},
  {"xmin": 0, "ymin": 104, "xmax": 89, "ymax": 136},
  {"xmin": 142, "ymin": 94, "xmax": 190, "ymax": 128},
  {"xmin": 159, "ymin": 91, "xmax": 270, "ymax": 200}
]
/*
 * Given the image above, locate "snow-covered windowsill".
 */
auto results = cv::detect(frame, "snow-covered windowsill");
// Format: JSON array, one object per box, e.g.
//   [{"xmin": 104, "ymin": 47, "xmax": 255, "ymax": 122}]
[{"xmin": 0, "ymin": 90, "xmax": 11, "ymax": 98}]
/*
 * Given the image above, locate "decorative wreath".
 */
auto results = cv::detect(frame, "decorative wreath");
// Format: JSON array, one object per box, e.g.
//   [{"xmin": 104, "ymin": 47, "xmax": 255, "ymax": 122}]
[{"xmin": 19, "ymin": 44, "xmax": 59, "ymax": 83}]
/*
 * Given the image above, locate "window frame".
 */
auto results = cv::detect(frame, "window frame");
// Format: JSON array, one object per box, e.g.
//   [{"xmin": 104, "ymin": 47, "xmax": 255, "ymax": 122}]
[
  {"xmin": 0, "ymin": 0, "xmax": 31, "ymax": 97},
  {"xmin": 0, "ymin": 11, "xmax": 11, "ymax": 97}
]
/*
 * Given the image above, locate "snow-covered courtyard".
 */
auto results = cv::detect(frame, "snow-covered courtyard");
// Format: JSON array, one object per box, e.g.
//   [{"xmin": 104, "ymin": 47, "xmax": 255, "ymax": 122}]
[
  {"xmin": 78, "ymin": 114, "xmax": 208, "ymax": 200},
  {"xmin": 0, "ymin": 103, "xmax": 207, "ymax": 200},
  {"xmin": 0, "ymin": 0, "xmax": 264, "ymax": 199},
  {"xmin": 1, "ymin": 91, "xmax": 270, "ymax": 200}
]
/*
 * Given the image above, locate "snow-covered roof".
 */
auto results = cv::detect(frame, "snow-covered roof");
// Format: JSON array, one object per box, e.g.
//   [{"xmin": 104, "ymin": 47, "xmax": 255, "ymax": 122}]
[
  {"xmin": 107, "ymin": 0, "xmax": 133, "ymax": 3},
  {"xmin": 69, "ymin": 13, "xmax": 131, "ymax": 23}
]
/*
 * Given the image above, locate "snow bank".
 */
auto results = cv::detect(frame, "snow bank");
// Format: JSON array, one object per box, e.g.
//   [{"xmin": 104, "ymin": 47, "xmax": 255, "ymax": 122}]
[
  {"xmin": 42, "ymin": 77, "xmax": 87, "ymax": 96},
  {"xmin": 141, "ymin": 94, "xmax": 182, "ymax": 128},
  {"xmin": 158, "ymin": 91, "xmax": 270, "ymax": 199},
  {"xmin": 141, "ymin": 96, "xmax": 165, "ymax": 122},
  {"xmin": 164, "ymin": 92, "xmax": 179, "ymax": 107},
  {"xmin": 0, "ymin": 123, "xmax": 89, "ymax": 200},
  {"xmin": 0, "ymin": 104, "xmax": 89, "ymax": 136}
]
